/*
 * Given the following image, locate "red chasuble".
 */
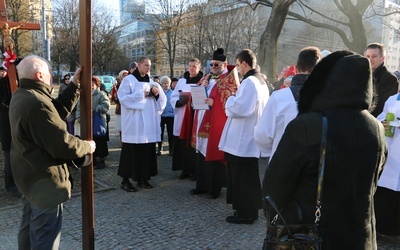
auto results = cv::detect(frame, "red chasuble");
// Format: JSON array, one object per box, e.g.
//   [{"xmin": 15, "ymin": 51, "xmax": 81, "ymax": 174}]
[{"xmin": 192, "ymin": 65, "xmax": 239, "ymax": 162}]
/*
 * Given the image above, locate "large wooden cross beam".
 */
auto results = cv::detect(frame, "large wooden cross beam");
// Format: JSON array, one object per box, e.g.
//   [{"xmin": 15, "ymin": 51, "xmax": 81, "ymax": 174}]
[
  {"xmin": 79, "ymin": 0, "xmax": 94, "ymax": 249},
  {"xmin": 0, "ymin": 0, "xmax": 40, "ymax": 93}
]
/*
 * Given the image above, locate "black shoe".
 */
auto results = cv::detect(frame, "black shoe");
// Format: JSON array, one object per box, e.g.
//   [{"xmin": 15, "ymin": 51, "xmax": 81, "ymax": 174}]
[
  {"xmin": 156, "ymin": 150, "xmax": 161, "ymax": 156},
  {"xmin": 137, "ymin": 180, "xmax": 153, "ymax": 189},
  {"xmin": 6, "ymin": 186, "xmax": 22, "ymax": 198},
  {"xmin": 178, "ymin": 173, "xmax": 190, "ymax": 180},
  {"xmin": 208, "ymin": 191, "xmax": 220, "ymax": 199},
  {"xmin": 190, "ymin": 188, "xmax": 207, "ymax": 195},
  {"xmin": 120, "ymin": 182, "xmax": 137, "ymax": 192},
  {"xmin": 94, "ymin": 161, "xmax": 106, "ymax": 169},
  {"xmin": 226, "ymin": 215, "xmax": 255, "ymax": 224}
]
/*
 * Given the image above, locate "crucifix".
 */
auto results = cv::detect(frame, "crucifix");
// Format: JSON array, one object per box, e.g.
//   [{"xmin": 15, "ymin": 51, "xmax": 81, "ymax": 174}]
[{"xmin": 0, "ymin": 0, "xmax": 40, "ymax": 93}]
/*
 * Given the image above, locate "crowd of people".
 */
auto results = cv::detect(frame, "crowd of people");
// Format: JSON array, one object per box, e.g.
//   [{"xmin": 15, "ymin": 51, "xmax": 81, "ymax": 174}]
[{"xmin": 1, "ymin": 41, "xmax": 400, "ymax": 248}]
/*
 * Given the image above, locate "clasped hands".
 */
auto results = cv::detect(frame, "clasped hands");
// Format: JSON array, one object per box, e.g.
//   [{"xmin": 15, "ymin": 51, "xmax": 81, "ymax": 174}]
[{"xmin": 146, "ymin": 86, "xmax": 159, "ymax": 97}]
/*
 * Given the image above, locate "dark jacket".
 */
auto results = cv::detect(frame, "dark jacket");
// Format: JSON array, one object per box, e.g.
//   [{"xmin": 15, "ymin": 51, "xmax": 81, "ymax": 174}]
[
  {"xmin": 289, "ymin": 73, "xmax": 309, "ymax": 101},
  {"xmin": 9, "ymin": 79, "xmax": 92, "ymax": 209},
  {"xmin": 370, "ymin": 63, "xmax": 398, "ymax": 117},
  {"xmin": 0, "ymin": 76, "xmax": 12, "ymax": 151},
  {"xmin": 263, "ymin": 54, "xmax": 387, "ymax": 250}
]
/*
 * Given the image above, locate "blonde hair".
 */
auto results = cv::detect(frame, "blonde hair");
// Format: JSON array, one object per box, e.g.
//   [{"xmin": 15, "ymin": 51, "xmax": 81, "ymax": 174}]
[{"xmin": 118, "ymin": 70, "xmax": 128, "ymax": 80}]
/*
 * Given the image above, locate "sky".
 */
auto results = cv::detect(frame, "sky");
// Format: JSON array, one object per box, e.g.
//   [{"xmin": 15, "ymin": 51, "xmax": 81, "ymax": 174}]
[
  {"xmin": 97, "ymin": 0, "xmax": 119, "ymax": 12},
  {"xmin": 97, "ymin": 0, "xmax": 120, "ymax": 23}
]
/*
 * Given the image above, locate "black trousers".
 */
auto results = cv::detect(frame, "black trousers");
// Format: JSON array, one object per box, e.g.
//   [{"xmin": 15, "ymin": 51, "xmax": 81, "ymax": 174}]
[
  {"xmin": 196, "ymin": 153, "xmax": 227, "ymax": 193},
  {"xmin": 225, "ymin": 153, "xmax": 262, "ymax": 218},
  {"xmin": 118, "ymin": 143, "xmax": 158, "ymax": 181},
  {"xmin": 374, "ymin": 186, "xmax": 400, "ymax": 236},
  {"xmin": 160, "ymin": 117, "xmax": 174, "ymax": 151},
  {"xmin": 171, "ymin": 136, "xmax": 196, "ymax": 176}
]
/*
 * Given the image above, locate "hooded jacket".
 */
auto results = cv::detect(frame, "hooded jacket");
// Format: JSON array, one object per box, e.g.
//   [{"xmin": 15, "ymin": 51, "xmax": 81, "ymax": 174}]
[
  {"xmin": 263, "ymin": 52, "xmax": 387, "ymax": 250},
  {"xmin": 9, "ymin": 79, "xmax": 92, "ymax": 209}
]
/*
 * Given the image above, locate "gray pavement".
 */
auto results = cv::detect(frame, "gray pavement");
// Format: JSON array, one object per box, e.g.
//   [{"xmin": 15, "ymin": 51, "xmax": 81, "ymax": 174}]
[{"xmin": 1, "ymin": 104, "xmax": 400, "ymax": 249}]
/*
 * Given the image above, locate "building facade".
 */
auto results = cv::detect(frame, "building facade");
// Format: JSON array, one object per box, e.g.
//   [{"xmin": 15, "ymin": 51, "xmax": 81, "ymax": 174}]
[{"xmin": 117, "ymin": 0, "xmax": 400, "ymax": 77}]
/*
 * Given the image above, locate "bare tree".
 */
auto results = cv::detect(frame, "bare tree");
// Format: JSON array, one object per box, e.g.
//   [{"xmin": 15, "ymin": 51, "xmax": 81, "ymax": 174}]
[
  {"xmin": 179, "ymin": 4, "xmax": 210, "ymax": 64},
  {"xmin": 51, "ymin": 0, "xmax": 80, "ymax": 74},
  {"xmin": 176, "ymin": 1, "xmax": 263, "ymax": 73},
  {"xmin": 91, "ymin": 5, "xmax": 122, "ymax": 75},
  {"xmin": 250, "ymin": 0, "xmax": 386, "ymax": 82},
  {"xmin": 51, "ymin": 0, "xmax": 127, "ymax": 77},
  {"xmin": 242, "ymin": 0, "xmax": 295, "ymax": 84},
  {"xmin": 286, "ymin": 0, "xmax": 373, "ymax": 54},
  {"xmin": 137, "ymin": 0, "xmax": 195, "ymax": 78},
  {"xmin": 4, "ymin": 0, "xmax": 38, "ymax": 56}
]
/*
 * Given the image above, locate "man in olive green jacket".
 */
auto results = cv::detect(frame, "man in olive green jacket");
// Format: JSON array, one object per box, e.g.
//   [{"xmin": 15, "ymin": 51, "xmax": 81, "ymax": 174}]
[{"xmin": 9, "ymin": 55, "xmax": 96, "ymax": 249}]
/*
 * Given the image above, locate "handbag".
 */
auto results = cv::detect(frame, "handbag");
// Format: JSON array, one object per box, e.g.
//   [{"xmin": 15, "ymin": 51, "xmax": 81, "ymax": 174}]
[
  {"xmin": 93, "ymin": 112, "xmax": 106, "ymax": 137},
  {"xmin": 262, "ymin": 115, "xmax": 328, "ymax": 250}
]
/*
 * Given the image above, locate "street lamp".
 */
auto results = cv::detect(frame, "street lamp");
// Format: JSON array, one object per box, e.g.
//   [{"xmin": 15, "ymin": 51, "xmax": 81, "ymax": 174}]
[{"xmin": 42, "ymin": 0, "xmax": 50, "ymax": 61}]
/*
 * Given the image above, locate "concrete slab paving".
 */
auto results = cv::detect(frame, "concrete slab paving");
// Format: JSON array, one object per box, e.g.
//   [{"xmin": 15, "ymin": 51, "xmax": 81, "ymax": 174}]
[{"xmin": 1, "ymin": 104, "xmax": 399, "ymax": 249}]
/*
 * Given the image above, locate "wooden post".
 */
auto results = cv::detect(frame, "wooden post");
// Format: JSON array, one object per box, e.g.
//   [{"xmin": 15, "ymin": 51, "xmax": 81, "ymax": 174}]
[
  {"xmin": 79, "ymin": 0, "xmax": 94, "ymax": 249},
  {"xmin": 0, "ymin": 0, "xmax": 40, "ymax": 94}
]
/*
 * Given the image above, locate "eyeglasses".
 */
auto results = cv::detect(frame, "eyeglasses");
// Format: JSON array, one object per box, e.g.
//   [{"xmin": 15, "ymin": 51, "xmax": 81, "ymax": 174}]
[
  {"xmin": 65, "ymin": 78, "xmax": 70, "ymax": 80},
  {"xmin": 210, "ymin": 63, "xmax": 221, "ymax": 67}
]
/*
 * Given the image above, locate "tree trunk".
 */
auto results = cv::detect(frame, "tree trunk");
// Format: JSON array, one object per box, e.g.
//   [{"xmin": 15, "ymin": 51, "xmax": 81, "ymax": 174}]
[{"xmin": 258, "ymin": 0, "xmax": 295, "ymax": 84}]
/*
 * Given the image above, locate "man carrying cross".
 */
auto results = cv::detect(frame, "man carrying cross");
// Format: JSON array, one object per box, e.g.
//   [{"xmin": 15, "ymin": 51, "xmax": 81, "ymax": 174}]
[{"xmin": 10, "ymin": 55, "xmax": 96, "ymax": 249}]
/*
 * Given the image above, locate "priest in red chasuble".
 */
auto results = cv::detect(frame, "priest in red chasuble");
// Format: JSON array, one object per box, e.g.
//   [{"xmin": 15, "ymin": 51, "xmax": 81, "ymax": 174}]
[{"xmin": 190, "ymin": 48, "xmax": 239, "ymax": 199}]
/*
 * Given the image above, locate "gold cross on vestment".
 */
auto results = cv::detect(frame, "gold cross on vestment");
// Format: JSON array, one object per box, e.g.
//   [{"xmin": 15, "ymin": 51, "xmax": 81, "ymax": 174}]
[{"xmin": 204, "ymin": 122, "xmax": 211, "ymax": 130}]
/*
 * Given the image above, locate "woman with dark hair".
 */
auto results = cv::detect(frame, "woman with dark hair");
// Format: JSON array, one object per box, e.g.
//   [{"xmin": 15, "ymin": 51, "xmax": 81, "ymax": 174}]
[{"xmin": 263, "ymin": 51, "xmax": 387, "ymax": 249}]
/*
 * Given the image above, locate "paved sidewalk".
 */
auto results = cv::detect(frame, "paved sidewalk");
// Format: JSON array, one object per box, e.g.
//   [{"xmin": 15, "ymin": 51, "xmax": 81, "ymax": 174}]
[
  {"xmin": 0, "ymin": 133, "xmax": 266, "ymax": 249},
  {"xmin": 1, "ymin": 105, "xmax": 400, "ymax": 249}
]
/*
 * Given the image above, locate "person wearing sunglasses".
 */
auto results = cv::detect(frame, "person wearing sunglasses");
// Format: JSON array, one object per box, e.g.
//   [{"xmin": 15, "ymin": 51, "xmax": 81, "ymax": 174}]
[
  {"xmin": 59, "ymin": 74, "xmax": 71, "ymax": 95},
  {"xmin": 190, "ymin": 48, "xmax": 239, "ymax": 199},
  {"xmin": 58, "ymin": 74, "xmax": 76, "ymax": 135}
]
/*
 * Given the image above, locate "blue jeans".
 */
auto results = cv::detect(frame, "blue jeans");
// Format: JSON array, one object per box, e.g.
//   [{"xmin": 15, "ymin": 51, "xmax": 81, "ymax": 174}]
[{"xmin": 18, "ymin": 197, "xmax": 63, "ymax": 250}]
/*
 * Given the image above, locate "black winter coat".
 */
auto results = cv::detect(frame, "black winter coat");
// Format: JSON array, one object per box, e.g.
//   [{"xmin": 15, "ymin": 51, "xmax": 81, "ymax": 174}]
[
  {"xmin": 370, "ymin": 63, "xmax": 398, "ymax": 117},
  {"xmin": 263, "ymin": 53, "xmax": 387, "ymax": 250}
]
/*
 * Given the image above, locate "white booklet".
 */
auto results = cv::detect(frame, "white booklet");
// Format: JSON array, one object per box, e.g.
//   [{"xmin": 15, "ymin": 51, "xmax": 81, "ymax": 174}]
[{"xmin": 190, "ymin": 86, "xmax": 210, "ymax": 110}]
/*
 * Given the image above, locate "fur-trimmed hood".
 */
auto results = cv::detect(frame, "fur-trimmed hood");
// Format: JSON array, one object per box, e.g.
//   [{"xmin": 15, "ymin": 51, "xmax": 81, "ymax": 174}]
[{"xmin": 298, "ymin": 51, "xmax": 373, "ymax": 115}]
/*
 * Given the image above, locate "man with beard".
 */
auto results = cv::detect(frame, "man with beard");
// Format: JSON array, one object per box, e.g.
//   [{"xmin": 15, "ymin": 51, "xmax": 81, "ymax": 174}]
[{"xmin": 190, "ymin": 48, "xmax": 239, "ymax": 199}]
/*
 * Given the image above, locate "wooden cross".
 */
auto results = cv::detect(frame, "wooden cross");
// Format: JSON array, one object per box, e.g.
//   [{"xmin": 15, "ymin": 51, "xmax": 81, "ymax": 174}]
[
  {"xmin": 0, "ymin": 0, "xmax": 40, "ymax": 93},
  {"xmin": 79, "ymin": 0, "xmax": 94, "ymax": 249}
]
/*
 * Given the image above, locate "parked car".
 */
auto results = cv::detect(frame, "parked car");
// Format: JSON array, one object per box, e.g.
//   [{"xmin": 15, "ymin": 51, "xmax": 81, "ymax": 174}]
[{"xmin": 95, "ymin": 75, "xmax": 115, "ymax": 94}]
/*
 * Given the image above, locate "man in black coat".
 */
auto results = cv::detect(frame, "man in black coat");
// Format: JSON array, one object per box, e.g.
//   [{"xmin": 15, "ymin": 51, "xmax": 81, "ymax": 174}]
[
  {"xmin": 0, "ymin": 72, "xmax": 22, "ymax": 197},
  {"xmin": 263, "ymin": 51, "xmax": 387, "ymax": 249},
  {"xmin": 364, "ymin": 42, "xmax": 399, "ymax": 117}
]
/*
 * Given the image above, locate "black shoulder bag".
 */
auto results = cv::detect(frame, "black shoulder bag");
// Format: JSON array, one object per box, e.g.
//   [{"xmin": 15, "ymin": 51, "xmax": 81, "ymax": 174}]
[{"xmin": 262, "ymin": 115, "xmax": 327, "ymax": 250}]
